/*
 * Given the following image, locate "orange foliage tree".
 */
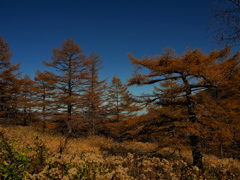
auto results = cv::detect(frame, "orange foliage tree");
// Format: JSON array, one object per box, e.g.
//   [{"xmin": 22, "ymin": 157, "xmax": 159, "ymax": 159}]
[
  {"xmin": 81, "ymin": 52, "xmax": 107, "ymax": 135},
  {"xmin": 43, "ymin": 38, "xmax": 88, "ymax": 136},
  {"xmin": 0, "ymin": 37, "xmax": 21, "ymax": 120},
  {"xmin": 18, "ymin": 75, "xmax": 35, "ymax": 126},
  {"xmin": 128, "ymin": 47, "xmax": 240, "ymax": 168},
  {"xmin": 105, "ymin": 75, "xmax": 138, "ymax": 122},
  {"xmin": 34, "ymin": 70, "xmax": 57, "ymax": 130}
]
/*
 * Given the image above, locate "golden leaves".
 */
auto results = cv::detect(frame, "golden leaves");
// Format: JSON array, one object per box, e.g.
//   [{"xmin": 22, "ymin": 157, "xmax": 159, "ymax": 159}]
[{"xmin": 127, "ymin": 46, "xmax": 240, "ymax": 161}]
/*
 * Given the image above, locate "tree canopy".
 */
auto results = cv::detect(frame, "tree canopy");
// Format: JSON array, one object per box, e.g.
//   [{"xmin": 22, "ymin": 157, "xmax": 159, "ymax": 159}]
[{"xmin": 128, "ymin": 47, "xmax": 240, "ymax": 168}]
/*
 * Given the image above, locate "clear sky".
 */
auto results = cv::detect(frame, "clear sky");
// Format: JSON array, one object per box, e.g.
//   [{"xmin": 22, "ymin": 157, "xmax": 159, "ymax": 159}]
[{"xmin": 0, "ymin": 0, "xmax": 225, "ymax": 94}]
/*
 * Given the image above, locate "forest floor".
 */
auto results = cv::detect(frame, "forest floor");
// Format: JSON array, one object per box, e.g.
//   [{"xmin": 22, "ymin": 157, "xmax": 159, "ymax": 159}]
[{"xmin": 1, "ymin": 124, "xmax": 240, "ymax": 179}]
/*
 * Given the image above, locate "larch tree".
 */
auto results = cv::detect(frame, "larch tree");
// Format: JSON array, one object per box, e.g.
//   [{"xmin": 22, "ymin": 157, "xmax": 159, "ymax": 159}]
[
  {"xmin": 0, "ymin": 37, "xmax": 21, "ymax": 121},
  {"xmin": 128, "ymin": 47, "xmax": 240, "ymax": 169},
  {"xmin": 34, "ymin": 69, "xmax": 57, "ymax": 130},
  {"xmin": 43, "ymin": 38, "xmax": 88, "ymax": 136},
  {"xmin": 195, "ymin": 51, "xmax": 240, "ymax": 157},
  {"xmin": 18, "ymin": 75, "xmax": 35, "ymax": 126},
  {"xmin": 144, "ymin": 79, "xmax": 187, "ymax": 148},
  {"xmin": 81, "ymin": 52, "xmax": 107, "ymax": 135},
  {"xmin": 106, "ymin": 75, "xmax": 138, "ymax": 122}
]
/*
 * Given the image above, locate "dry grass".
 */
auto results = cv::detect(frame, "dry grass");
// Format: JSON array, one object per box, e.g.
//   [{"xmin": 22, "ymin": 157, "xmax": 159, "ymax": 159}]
[
  {"xmin": 1, "ymin": 125, "xmax": 240, "ymax": 179},
  {"xmin": 0, "ymin": 125, "xmax": 157, "ymax": 156},
  {"xmin": 0, "ymin": 125, "xmax": 101, "ymax": 154}
]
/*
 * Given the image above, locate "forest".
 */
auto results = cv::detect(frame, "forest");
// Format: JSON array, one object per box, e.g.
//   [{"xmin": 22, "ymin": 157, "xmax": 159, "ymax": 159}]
[
  {"xmin": 1, "ymin": 0, "xmax": 240, "ymax": 178},
  {"xmin": 0, "ymin": 33, "xmax": 240, "ymax": 179}
]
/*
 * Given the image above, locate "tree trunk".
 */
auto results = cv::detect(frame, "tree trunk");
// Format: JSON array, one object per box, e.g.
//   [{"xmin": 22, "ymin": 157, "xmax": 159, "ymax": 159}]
[
  {"xmin": 182, "ymin": 76, "xmax": 203, "ymax": 169},
  {"xmin": 42, "ymin": 120, "xmax": 46, "ymax": 131},
  {"xmin": 23, "ymin": 108, "xmax": 28, "ymax": 126},
  {"xmin": 190, "ymin": 134, "xmax": 203, "ymax": 169},
  {"xmin": 219, "ymin": 143, "xmax": 223, "ymax": 158}
]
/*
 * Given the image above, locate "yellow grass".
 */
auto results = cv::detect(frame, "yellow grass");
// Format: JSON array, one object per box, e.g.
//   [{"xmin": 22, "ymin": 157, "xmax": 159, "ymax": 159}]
[{"xmin": 1, "ymin": 124, "xmax": 240, "ymax": 179}]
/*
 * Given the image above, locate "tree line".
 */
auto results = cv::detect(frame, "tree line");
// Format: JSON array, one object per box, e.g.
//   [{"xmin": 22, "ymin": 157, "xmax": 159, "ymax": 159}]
[
  {"xmin": 0, "ymin": 37, "xmax": 138, "ymax": 135},
  {"xmin": 0, "ymin": 36, "xmax": 240, "ymax": 169}
]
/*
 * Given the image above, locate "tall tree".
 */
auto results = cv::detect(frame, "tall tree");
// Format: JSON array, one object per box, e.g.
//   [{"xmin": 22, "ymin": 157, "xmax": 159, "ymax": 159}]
[
  {"xmin": 128, "ymin": 47, "xmax": 240, "ymax": 168},
  {"xmin": 81, "ymin": 52, "xmax": 107, "ymax": 135},
  {"xmin": 34, "ymin": 70, "xmax": 56, "ymax": 130},
  {"xmin": 0, "ymin": 37, "xmax": 21, "ymax": 120},
  {"xmin": 106, "ymin": 75, "xmax": 137, "ymax": 122},
  {"xmin": 211, "ymin": 0, "xmax": 240, "ymax": 46},
  {"xmin": 18, "ymin": 75, "xmax": 35, "ymax": 126},
  {"xmin": 43, "ymin": 38, "xmax": 88, "ymax": 136}
]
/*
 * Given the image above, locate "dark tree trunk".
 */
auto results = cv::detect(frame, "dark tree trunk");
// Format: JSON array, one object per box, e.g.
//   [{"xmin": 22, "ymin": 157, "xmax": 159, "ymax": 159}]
[
  {"xmin": 219, "ymin": 143, "xmax": 223, "ymax": 158},
  {"xmin": 23, "ymin": 108, "xmax": 28, "ymax": 126},
  {"xmin": 182, "ymin": 75, "xmax": 203, "ymax": 169},
  {"xmin": 190, "ymin": 134, "xmax": 203, "ymax": 169},
  {"xmin": 42, "ymin": 120, "xmax": 46, "ymax": 131}
]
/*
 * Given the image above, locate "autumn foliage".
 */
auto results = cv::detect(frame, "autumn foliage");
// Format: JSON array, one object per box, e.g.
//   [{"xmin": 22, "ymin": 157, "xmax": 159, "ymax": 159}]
[
  {"xmin": 0, "ymin": 36, "xmax": 240, "ymax": 175},
  {"xmin": 128, "ymin": 47, "xmax": 240, "ymax": 168},
  {"xmin": 0, "ymin": 37, "xmax": 21, "ymax": 120}
]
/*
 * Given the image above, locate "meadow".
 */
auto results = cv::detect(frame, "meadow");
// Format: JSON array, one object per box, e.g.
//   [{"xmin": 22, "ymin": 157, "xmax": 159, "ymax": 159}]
[{"xmin": 1, "ymin": 125, "xmax": 240, "ymax": 180}]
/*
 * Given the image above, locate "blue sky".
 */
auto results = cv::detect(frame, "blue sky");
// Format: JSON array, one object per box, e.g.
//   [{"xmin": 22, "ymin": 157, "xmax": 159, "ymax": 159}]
[{"xmin": 0, "ymin": 0, "xmax": 225, "ymax": 94}]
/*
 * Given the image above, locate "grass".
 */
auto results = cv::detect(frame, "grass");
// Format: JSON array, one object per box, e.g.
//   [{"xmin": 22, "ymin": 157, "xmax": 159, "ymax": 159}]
[{"xmin": 1, "ymin": 124, "xmax": 240, "ymax": 179}]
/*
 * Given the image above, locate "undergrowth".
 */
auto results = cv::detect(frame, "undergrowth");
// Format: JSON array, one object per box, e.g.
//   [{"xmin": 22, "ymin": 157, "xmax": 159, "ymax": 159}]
[{"xmin": 0, "ymin": 125, "xmax": 240, "ymax": 179}]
